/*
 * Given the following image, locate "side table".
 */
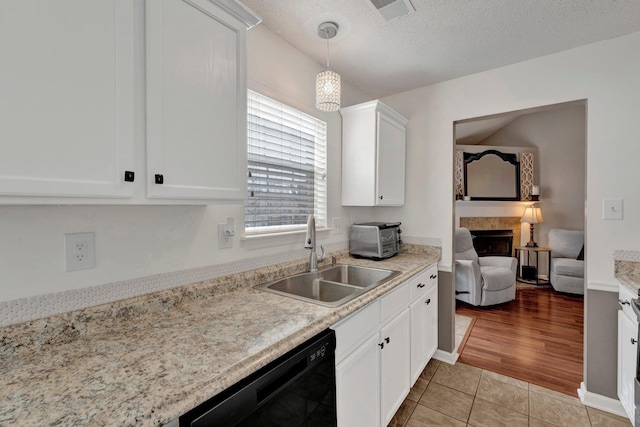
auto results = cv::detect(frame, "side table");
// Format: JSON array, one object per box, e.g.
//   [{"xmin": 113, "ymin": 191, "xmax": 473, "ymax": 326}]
[{"xmin": 514, "ymin": 246, "xmax": 551, "ymax": 285}]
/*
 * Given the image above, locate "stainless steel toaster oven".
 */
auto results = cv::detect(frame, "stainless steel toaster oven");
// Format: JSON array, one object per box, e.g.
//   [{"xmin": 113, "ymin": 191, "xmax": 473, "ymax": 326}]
[{"xmin": 349, "ymin": 222, "xmax": 401, "ymax": 260}]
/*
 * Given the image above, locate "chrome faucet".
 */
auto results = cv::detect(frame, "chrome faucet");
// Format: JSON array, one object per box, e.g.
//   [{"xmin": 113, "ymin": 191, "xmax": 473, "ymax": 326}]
[{"xmin": 304, "ymin": 214, "xmax": 324, "ymax": 272}]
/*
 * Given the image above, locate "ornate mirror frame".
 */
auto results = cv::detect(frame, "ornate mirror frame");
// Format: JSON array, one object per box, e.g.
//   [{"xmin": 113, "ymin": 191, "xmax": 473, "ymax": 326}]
[{"xmin": 463, "ymin": 150, "xmax": 521, "ymax": 201}]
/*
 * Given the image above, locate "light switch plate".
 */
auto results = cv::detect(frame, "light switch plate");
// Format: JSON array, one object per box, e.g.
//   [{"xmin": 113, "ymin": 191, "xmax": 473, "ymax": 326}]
[{"xmin": 603, "ymin": 199, "xmax": 623, "ymax": 220}]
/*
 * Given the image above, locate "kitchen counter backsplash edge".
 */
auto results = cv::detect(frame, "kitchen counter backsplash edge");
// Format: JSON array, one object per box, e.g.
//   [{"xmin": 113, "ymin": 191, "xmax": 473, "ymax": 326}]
[
  {"xmin": 1, "ymin": 244, "xmax": 440, "ymax": 356},
  {"xmin": 614, "ymin": 249, "xmax": 640, "ymax": 292},
  {"xmin": 615, "ymin": 260, "xmax": 640, "ymax": 292}
]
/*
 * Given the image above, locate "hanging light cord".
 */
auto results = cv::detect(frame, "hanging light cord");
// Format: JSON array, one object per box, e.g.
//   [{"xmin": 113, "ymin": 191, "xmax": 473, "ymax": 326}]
[{"xmin": 324, "ymin": 28, "xmax": 330, "ymax": 69}]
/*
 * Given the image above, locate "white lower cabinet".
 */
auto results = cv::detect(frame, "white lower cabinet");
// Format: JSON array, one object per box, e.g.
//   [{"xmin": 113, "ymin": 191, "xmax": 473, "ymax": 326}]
[
  {"xmin": 336, "ymin": 333, "xmax": 380, "ymax": 427},
  {"xmin": 409, "ymin": 265, "xmax": 439, "ymax": 383},
  {"xmin": 380, "ymin": 309, "xmax": 411, "ymax": 425},
  {"xmin": 423, "ymin": 284, "xmax": 439, "ymax": 363},
  {"xmin": 410, "ymin": 283, "xmax": 438, "ymax": 383},
  {"xmin": 333, "ymin": 263, "xmax": 438, "ymax": 427},
  {"xmin": 618, "ymin": 284, "xmax": 637, "ymax": 425}
]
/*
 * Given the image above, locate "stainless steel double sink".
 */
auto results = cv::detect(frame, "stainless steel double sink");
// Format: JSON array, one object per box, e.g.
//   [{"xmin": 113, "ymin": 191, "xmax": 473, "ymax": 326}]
[{"xmin": 254, "ymin": 264, "xmax": 401, "ymax": 307}]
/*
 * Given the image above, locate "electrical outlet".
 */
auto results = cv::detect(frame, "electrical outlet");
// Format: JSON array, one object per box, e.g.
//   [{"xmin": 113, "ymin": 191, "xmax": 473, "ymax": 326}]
[{"xmin": 65, "ymin": 233, "xmax": 95, "ymax": 271}]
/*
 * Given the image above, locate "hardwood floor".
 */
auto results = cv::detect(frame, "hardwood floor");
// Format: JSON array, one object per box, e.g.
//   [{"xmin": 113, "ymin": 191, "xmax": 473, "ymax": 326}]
[{"xmin": 455, "ymin": 285, "xmax": 584, "ymax": 397}]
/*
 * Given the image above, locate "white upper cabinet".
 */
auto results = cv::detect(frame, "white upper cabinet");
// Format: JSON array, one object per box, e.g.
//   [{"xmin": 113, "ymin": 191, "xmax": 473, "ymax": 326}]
[
  {"xmin": 146, "ymin": 0, "xmax": 251, "ymax": 200},
  {"xmin": 0, "ymin": 0, "xmax": 259, "ymax": 204},
  {"xmin": 0, "ymin": 0, "xmax": 135, "ymax": 201},
  {"xmin": 341, "ymin": 100, "xmax": 408, "ymax": 206}
]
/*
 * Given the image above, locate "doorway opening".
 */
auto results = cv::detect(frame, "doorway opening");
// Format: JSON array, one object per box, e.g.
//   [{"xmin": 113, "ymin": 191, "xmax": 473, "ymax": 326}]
[{"xmin": 452, "ymin": 100, "xmax": 587, "ymax": 396}]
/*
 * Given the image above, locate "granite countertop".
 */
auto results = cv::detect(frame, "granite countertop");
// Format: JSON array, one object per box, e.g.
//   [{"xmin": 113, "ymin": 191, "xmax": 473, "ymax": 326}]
[
  {"xmin": 0, "ymin": 248, "xmax": 439, "ymax": 426},
  {"xmin": 615, "ymin": 259, "xmax": 640, "ymax": 293}
]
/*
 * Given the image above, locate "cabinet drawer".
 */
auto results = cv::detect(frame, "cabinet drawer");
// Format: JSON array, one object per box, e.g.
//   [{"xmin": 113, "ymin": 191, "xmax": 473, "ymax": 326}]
[
  {"xmin": 409, "ymin": 270, "xmax": 429, "ymax": 300},
  {"xmin": 409, "ymin": 264, "xmax": 438, "ymax": 301},
  {"xmin": 381, "ymin": 281, "xmax": 410, "ymax": 323},
  {"xmin": 619, "ymin": 284, "xmax": 637, "ymax": 321},
  {"xmin": 333, "ymin": 300, "xmax": 381, "ymax": 363}
]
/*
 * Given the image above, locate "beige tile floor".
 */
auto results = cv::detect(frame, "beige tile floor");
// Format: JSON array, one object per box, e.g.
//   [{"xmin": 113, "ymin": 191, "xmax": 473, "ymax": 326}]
[
  {"xmin": 389, "ymin": 360, "xmax": 631, "ymax": 427},
  {"xmin": 388, "ymin": 319, "xmax": 632, "ymax": 427}
]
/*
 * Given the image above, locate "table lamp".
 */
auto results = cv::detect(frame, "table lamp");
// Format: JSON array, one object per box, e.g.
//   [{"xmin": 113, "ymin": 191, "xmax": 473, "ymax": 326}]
[{"xmin": 520, "ymin": 205, "xmax": 544, "ymax": 247}]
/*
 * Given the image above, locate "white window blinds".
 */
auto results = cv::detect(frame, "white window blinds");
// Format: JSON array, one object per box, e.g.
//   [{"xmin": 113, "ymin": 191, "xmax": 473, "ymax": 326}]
[{"xmin": 246, "ymin": 90, "xmax": 327, "ymax": 234}]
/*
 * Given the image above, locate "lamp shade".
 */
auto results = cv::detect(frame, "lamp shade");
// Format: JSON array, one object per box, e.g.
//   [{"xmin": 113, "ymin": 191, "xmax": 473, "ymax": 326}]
[
  {"xmin": 315, "ymin": 70, "xmax": 341, "ymax": 112},
  {"xmin": 520, "ymin": 206, "xmax": 544, "ymax": 224}
]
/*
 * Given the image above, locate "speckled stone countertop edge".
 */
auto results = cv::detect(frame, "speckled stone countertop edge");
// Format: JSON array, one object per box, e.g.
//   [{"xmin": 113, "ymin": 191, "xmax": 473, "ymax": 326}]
[
  {"xmin": 0, "ymin": 248, "xmax": 349, "ymax": 356},
  {"xmin": 0, "ymin": 245, "xmax": 439, "ymax": 355},
  {"xmin": 159, "ymin": 251, "xmax": 440, "ymax": 425},
  {"xmin": 615, "ymin": 260, "xmax": 640, "ymax": 293},
  {"xmin": 0, "ymin": 245, "xmax": 441, "ymax": 426}
]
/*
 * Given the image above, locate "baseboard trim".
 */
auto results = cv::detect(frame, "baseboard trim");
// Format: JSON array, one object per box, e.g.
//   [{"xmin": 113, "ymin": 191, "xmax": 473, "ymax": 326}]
[
  {"xmin": 578, "ymin": 382, "xmax": 628, "ymax": 418},
  {"xmin": 433, "ymin": 349, "xmax": 459, "ymax": 365}
]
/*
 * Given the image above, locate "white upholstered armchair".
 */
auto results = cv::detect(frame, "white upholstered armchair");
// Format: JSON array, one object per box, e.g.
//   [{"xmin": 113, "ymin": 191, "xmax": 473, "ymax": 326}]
[
  {"xmin": 455, "ymin": 227, "xmax": 517, "ymax": 306},
  {"xmin": 548, "ymin": 229, "xmax": 584, "ymax": 295}
]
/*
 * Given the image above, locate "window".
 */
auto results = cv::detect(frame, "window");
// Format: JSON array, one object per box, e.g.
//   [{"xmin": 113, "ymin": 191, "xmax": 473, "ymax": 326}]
[{"xmin": 246, "ymin": 90, "xmax": 327, "ymax": 234}]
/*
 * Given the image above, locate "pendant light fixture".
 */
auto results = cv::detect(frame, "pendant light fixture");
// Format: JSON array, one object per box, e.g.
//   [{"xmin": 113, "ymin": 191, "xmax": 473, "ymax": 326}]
[{"xmin": 315, "ymin": 22, "xmax": 341, "ymax": 112}]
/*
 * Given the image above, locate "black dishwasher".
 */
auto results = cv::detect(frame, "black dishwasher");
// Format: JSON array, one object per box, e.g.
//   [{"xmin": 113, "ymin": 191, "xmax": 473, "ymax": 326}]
[{"xmin": 180, "ymin": 329, "xmax": 336, "ymax": 427}]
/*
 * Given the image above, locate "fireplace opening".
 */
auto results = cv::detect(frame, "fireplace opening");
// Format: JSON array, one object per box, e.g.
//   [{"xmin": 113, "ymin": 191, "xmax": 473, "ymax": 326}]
[{"xmin": 470, "ymin": 229, "xmax": 514, "ymax": 257}]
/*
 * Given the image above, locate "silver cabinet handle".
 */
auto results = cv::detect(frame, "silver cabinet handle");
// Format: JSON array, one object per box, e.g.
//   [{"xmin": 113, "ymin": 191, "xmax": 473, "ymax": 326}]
[{"xmin": 619, "ymin": 299, "xmax": 630, "ymax": 306}]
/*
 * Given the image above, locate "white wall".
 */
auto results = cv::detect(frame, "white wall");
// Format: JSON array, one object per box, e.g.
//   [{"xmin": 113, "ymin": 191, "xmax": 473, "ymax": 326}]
[
  {"xmin": 381, "ymin": 32, "xmax": 640, "ymax": 282},
  {"xmin": 380, "ymin": 31, "xmax": 640, "ymax": 398},
  {"xmin": 481, "ymin": 105, "xmax": 586, "ymax": 248},
  {"xmin": 0, "ymin": 10, "xmax": 370, "ymax": 303}
]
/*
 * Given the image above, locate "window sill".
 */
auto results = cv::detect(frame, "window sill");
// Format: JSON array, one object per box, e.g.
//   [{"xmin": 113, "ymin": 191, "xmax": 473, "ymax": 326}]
[{"xmin": 242, "ymin": 228, "xmax": 333, "ymax": 250}]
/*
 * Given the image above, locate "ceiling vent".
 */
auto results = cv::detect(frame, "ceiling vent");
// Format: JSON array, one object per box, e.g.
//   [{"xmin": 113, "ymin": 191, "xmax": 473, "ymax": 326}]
[{"xmin": 369, "ymin": 0, "xmax": 415, "ymax": 22}]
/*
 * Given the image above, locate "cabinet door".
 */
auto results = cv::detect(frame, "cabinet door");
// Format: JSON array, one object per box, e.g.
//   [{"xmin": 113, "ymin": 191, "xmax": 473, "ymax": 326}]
[
  {"xmin": 380, "ymin": 309, "xmax": 410, "ymax": 426},
  {"xmin": 336, "ymin": 333, "xmax": 380, "ymax": 427},
  {"xmin": 423, "ymin": 284, "xmax": 439, "ymax": 361},
  {"xmin": 410, "ymin": 296, "xmax": 426, "ymax": 384},
  {"xmin": 0, "ymin": 1, "xmax": 134, "ymax": 200},
  {"xmin": 618, "ymin": 310, "xmax": 637, "ymax": 422},
  {"xmin": 375, "ymin": 112, "xmax": 406, "ymax": 206},
  {"xmin": 410, "ymin": 283, "xmax": 438, "ymax": 384},
  {"xmin": 146, "ymin": 0, "xmax": 247, "ymax": 200}
]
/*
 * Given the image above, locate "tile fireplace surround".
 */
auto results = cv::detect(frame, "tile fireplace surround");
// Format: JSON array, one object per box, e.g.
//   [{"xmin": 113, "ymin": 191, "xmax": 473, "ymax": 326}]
[{"xmin": 459, "ymin": 217, "xmax": 521, "ymax": 257}]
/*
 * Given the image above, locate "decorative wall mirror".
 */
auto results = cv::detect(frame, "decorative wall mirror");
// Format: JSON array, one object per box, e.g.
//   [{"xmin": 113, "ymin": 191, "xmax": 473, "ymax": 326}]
[{"xmin": 463, "ymin": 150, "xmax": 521, "ymax": 200}]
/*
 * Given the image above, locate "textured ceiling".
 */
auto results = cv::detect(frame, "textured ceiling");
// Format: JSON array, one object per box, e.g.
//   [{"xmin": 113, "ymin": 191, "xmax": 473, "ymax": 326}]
[{"xmin": 241, "ymin": 0, "xmax": 640, "ymax": 98}]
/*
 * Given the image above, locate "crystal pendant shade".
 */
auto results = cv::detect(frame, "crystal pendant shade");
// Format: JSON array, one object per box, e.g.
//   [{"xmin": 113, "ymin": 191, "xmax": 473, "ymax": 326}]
[{"xmin": 316, "ymin": 70, "xmax": 341, "ymax": 112}]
